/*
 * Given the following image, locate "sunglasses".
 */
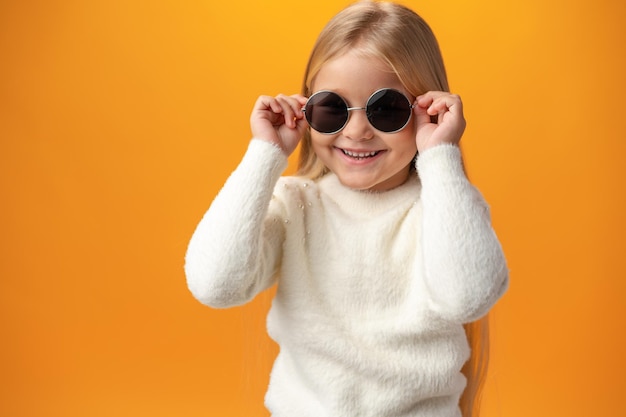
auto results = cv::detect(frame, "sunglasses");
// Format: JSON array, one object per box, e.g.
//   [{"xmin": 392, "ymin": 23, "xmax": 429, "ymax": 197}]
[{"xmin": 302, "ymin": 88, "xmax": 415, "ymax": 134}]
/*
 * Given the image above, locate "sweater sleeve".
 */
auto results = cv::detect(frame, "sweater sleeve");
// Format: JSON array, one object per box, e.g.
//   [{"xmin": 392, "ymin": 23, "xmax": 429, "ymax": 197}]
[
  {"xmin": 416, "ymin": 144, "xmax": 509, "ymax": 323},
  {"xmin": 184, "ymin": 139, "xmax": 288, "ymax": 308}
]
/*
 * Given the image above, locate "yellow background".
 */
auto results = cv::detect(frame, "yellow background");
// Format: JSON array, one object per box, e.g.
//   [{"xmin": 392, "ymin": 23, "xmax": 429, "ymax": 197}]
[{"xmin": 1, "ymin": 0, "xmax": 624, "ymax": 416}]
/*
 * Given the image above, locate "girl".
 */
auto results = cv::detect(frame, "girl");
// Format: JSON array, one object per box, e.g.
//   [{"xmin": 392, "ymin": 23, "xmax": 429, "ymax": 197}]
[{"xmin": 185, "ymin": 1, "xmax": 508, "ymax": 416}]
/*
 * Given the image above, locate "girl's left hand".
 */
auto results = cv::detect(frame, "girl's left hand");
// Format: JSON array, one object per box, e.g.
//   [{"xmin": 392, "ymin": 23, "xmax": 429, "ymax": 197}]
[{"xmin": 413, "ymin": 91, "xmax": 466, "ymax": 152}]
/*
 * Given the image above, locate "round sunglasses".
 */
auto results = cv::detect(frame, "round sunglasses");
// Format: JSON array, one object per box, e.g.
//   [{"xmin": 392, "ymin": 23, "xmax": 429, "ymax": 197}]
[{"xmin": 302, "ymin": 88, "xmax": 415, "ymax": 134}]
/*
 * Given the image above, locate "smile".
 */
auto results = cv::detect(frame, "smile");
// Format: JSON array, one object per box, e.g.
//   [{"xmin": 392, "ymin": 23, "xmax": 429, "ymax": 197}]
[{"xmin": 341, "ymin": 149, "xmax": 381, "ymax": 159}]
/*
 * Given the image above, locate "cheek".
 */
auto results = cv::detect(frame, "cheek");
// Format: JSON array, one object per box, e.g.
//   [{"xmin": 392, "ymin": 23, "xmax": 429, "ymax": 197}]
[
  {"xmin": 310, "ymin": 132, "xmax": 335, "ymax": 154},
  {"xmin": 402, "ymin": 120, "xmax": 418, "ymax": 152},
  {"xmin": 393, "ymin": 135, "xmax": 418, "ymax": 167},
  {"xmin": 406, "ymin": 116, "xmax": 418, "ymax": 138},
  {"xmin": 395, "ymin": 126, "xmax": 417, "ymax": 152}
]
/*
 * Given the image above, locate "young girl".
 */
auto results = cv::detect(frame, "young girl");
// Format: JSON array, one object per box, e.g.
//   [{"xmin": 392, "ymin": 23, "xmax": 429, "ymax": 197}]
[{"xmin": 185, "ymin": 1, "xmax": 508, "ymax": 416}]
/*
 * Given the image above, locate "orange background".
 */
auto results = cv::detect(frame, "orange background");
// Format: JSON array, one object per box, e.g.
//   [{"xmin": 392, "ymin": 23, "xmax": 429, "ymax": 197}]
[{"xmin": 1, "ymin": 0, "xmax": 625, "ymax": 416}]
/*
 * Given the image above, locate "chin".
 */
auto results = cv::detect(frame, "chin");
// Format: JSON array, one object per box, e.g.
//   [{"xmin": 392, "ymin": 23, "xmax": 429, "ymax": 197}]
[
  {"xmin": 339, "ymin": 170, "xmax": 411, "ymax": 192},
  {"xmin": 336, "ymin": 175, "xmax": 384, "ymax": 192}
]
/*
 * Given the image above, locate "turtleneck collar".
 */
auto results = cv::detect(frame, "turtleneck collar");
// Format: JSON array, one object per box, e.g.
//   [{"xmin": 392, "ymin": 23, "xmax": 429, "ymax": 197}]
[{"xmin": 316, "ymin": 172, "xmax": 420, "ymax": 219}]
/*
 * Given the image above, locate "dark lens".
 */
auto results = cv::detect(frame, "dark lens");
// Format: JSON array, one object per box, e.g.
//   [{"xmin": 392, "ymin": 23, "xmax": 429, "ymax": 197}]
[
  {"xmin": 304, "ymin": 91, "xmax": 348, "ymax": 134},
  {"xmin": 366, "ymin": 89, "xmax": 412, "ymax": 132}
]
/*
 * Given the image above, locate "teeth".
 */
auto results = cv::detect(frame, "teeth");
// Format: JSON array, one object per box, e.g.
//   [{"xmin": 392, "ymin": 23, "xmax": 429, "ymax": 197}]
[{"xmin": 342, "ymin": 149, "xmax": 379, "ymax": 158}]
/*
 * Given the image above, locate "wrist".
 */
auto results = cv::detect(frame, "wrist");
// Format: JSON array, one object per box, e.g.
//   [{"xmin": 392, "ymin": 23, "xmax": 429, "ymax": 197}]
[{"xmin": 416, "ymin": 144, "xmax": 465, "ymax": 181}]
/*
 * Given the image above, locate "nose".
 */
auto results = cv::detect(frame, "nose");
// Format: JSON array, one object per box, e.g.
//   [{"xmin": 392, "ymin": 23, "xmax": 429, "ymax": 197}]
[{"xmin": 342, "ymin": 107, "xmax": 374, "ymax": 141}]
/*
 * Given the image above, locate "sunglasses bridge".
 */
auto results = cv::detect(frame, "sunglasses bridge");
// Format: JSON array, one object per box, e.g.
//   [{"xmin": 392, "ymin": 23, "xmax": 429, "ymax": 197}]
[{"xmin": 345, "ymin": 106, "xmax": 367, "ymax": 112}]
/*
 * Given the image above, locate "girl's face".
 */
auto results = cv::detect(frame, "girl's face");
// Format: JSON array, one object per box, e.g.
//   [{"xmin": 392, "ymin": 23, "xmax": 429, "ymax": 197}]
[{"xmin": 310, "ymin": 50, "xmax": 417, "ymax": 191}]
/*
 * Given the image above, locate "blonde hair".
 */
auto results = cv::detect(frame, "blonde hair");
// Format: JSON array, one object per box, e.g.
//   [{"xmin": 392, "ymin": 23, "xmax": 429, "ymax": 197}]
[{"xmin": 296, "ymin": 2, "xmax": 490, "ymax": 416}]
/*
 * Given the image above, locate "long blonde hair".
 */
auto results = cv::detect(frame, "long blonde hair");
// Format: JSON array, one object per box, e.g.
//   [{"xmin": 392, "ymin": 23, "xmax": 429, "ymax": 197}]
[{"xmin": 296, "ymin": 2, "xmax": 490, "ymax": 416}]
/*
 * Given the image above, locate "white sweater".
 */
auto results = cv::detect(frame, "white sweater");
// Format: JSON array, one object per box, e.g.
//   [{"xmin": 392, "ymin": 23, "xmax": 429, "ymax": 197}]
[{"xmin": 185, "ymin": 139, "xmax": 508, "ymax": 417}]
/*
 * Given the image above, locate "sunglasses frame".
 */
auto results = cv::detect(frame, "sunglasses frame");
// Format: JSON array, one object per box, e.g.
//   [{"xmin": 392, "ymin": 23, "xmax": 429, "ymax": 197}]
[{"xmin": 302, "ymin": 88, "xmax": 415, "ymax": 135}]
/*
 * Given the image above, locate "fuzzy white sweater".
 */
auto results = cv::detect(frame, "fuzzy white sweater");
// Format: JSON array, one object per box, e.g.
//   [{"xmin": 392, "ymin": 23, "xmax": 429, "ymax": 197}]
[{"xmin": 185, "ymin": 139, "xmax": 508, "ymax": 417}]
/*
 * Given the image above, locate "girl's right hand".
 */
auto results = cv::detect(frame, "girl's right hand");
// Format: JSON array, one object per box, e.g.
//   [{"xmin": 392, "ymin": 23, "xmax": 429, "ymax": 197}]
[{"xmin": 250, "ymin": 94, "xmax": 309, "ymax": 156}]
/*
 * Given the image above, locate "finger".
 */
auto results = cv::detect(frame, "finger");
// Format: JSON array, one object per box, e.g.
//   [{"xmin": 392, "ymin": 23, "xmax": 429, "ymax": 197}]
[
  {"xmin": 268, "ymin": 97, "xmax": 286, "ymax": 116},
  {"xmin": 284, "ymin": 94, "xmax": 308, "ymax": 120},
  {"xmin": 275, "ymin": 94, "xmax": 299, "ymax": 128},
  {"xmin": 279, "ymin": 94, "xmax": 310, "ymax": 128},
  {"xmin": 253, "ymin": 96, "xmax": 282, "ymax": 124},
  {"xmin": 416, "ymin": 91, "xmax": 461, "ymax": 109},
  {"xmin": 294, "ymin": 94, "xmax": 308, "ymax": 121},
  {"xmin": 293, "ymin": 94, "xmax": 308, "ymax": 105},
  {"xmin": 415, "ymin": 91, "xmax": 443, "ymax": 108},
  {"xmin": 431, "ymin": 94, "xmax": 462, "ymax": 116},
  {"xmin": 413, "ymin": 97, "xmax": 433, "ymax": 127}
]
